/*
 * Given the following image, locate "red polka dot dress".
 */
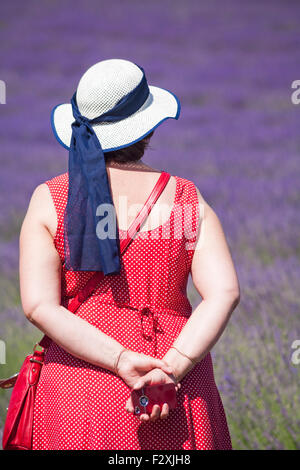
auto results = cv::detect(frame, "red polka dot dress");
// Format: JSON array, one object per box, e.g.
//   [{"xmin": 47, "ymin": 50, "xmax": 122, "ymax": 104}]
[{"xmin": 32, "ymin": 172, "xmax": 232, "ymax": 450}]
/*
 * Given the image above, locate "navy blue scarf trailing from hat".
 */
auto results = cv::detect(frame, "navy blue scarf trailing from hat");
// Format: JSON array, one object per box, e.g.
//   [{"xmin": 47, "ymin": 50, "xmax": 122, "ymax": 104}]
[{"xmin": 64, "ymin": 65, "xmax": 150, "ymax": 274}]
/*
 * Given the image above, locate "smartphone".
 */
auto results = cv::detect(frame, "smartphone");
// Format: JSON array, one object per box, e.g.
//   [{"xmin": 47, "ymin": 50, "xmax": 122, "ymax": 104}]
[{"xmin": 130, "ymin": 383, "xmax": 177, "ymax": 416}]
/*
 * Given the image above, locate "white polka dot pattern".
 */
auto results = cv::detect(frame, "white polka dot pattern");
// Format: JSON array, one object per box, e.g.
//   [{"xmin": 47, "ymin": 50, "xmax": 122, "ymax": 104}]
[{"xmin": 32, "ymin": 172, "xmax": 232, "ymax": 450}]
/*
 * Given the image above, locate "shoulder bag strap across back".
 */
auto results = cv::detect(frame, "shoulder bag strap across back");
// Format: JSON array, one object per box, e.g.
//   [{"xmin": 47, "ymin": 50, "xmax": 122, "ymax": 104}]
[{"xmin": 39, "ymin": 171, "xmax": 171, "ymax": 349}]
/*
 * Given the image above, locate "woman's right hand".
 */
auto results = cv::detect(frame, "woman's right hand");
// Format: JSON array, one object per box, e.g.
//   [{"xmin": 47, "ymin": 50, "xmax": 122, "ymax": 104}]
[{"xmin": 116, "ymin": 349, "xmax": 174, "ymax": 390}]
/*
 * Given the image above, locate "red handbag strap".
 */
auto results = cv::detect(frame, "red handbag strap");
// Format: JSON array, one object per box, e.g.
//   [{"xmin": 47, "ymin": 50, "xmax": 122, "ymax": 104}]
[{"xmin": 39, "ymin": 171, "xmax": 171, "ymax": 349}]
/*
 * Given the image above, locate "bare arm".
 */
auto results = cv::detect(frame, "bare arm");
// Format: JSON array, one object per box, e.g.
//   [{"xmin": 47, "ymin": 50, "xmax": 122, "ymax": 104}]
[
  {"xmin": 162, "ymin": 187, "xmax": 241, "ymax": 381},
  {"xmin": 19, "ymin": 184, "xmax": 172, "ymax": 382}
]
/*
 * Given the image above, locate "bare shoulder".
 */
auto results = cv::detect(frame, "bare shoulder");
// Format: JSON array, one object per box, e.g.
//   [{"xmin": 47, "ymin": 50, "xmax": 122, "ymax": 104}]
[
  {"xmin": 195, "ymin": 186, "xmax": 224, "ymax": 219},
  {"xmin": 194, "ymin": 185, "xmax": 220, "ymax": 221},
  {"xmin": 22, "ymin": 183, "xmax": 57, "ymax": 237},
  {"xmin": 173, "ymin": 175, "xmax": 221, "ymax": 226},
  {"xmin": 28, "ymin": 183, "xmax": 54, "ymax": 213},
  {"xmin": 190, "ymin": 185, "xmax": 240, "ymax": 299},
  {"xmin": 190, "ymin": 184, "xmax": 227, "ymax": 255}
]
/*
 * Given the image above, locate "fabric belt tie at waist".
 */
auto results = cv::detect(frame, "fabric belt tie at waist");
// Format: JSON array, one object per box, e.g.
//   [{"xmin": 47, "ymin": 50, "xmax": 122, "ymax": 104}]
[
  {"xmin": 120, "ymin": 303, "xmax": 163, "ymax": 357},
  {"xmin": 105, "ymin": 301, "xmax": 189, "ymax": 357},
  {"xmin": 64, "ymin": 297, "xmax": 190, "ymax": 356}
]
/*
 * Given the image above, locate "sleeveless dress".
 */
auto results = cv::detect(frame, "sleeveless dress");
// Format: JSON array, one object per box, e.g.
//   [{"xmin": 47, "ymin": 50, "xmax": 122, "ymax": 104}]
[{"xmin": 32, "ymin": 172, "xmax": 232, "ymax": 450}]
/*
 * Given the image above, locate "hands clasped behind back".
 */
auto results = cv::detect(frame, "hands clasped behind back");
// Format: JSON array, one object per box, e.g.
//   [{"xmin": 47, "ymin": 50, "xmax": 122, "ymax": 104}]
[{"xmin": 116, "ymin": 349, "xmax": 181, "ymax": 423}]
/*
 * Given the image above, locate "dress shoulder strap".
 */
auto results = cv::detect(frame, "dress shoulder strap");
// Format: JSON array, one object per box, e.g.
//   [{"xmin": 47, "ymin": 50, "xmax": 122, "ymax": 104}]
[
  {"xmin": 174, "ymin": 176, "xmax": 201, "ymax": 261},
  {"xmin": 44, "ymin": 172, "xmax": 68, "ymax": 212},
  {"xmin": 44, "ymin": 173, "xmax": 68, "ymax": 251}
]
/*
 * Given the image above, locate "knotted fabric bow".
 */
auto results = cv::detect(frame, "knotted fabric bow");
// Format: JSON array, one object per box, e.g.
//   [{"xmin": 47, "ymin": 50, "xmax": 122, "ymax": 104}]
[{"xmin": 64, "ymin": 65, "xmax": 150, "ymax": 274}]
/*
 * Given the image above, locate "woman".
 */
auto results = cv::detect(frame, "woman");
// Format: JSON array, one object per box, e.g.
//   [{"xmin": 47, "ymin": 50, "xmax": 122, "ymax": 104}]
[{"xmin": 19, "ymin": 59, "xmax": 240, "ymax": 450}]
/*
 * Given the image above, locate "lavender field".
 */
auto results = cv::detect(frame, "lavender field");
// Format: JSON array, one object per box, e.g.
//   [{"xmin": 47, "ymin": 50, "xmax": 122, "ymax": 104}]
[{"xmin": 0, "ymin": 0, "xmax": 299, "ymax": 450}]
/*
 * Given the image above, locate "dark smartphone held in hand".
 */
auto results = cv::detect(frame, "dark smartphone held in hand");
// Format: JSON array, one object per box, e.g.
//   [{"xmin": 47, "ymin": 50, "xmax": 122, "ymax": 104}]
[{"xmin": 131, "ymin": 383, "xmax": 177, "ymax": 416}]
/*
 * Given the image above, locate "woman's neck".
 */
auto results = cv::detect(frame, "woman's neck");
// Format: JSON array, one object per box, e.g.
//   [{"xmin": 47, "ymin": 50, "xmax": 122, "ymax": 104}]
[{"xmin": 106, "ymin": 159, "xmax": 160, "ymax": 173}]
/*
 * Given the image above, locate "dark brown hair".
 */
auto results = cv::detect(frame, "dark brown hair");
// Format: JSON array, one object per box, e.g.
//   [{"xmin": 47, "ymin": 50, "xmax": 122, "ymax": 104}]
[{"xmin": 104, "ymin": 130, "xmax": 155, "ymax": 164}]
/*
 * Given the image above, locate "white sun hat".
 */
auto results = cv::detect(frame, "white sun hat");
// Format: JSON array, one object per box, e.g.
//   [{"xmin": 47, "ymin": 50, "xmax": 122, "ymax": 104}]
[{"xmin": 51, "ymin": 58, "xmax": 181, "ymax": 152}]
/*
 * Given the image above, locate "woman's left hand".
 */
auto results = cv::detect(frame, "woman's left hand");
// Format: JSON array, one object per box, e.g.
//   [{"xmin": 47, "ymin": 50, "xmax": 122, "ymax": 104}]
[{"xmin": 125, "ymin": 368, "xmax": 181, "ymax": 423}]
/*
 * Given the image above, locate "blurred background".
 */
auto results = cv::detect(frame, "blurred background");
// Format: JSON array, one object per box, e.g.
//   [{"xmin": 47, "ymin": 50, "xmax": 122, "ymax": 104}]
[{"xmin": 0, "ymin": 0, "xmax": 299, "ymax": 450}]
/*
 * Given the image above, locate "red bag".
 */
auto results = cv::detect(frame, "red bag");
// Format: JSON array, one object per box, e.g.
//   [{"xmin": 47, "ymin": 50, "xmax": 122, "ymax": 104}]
[
  {"xmin": 1, "ymin": 172, "xmax": 171, "ymax": 450},
  {"xmin": 1, "ymin": 347, "xmax": 44, "ymax": 450}
]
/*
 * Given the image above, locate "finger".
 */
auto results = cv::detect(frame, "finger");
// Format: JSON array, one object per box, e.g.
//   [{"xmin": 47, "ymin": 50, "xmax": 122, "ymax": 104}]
[
  {"xmin": 150, "ymin": 404, "xmax": 161, "ymax": 422},
  {"xmin": 139, "ymin": 412, "xmax": 149, "ymax": 423},
  {"xmin": 145, "ymin": 358, "xmax": 172, "ymax": 374},
  {"xmin": 160, "ymin": 403, "xmax": 169, "ymax": 420},
  {"xmin": 132, "ymin": 375, "xmax": 152, "ymax": 390},
  {"xmin": 132, "ymin": 379, "xmax": 143, "ymax": 390},
  {"xmin": 125, "ymin": 396, "xmax": 134, "ymax": 414},
  {"xmin": 156, "ymin": 359, "xmax": 173, "ymax": 374}
]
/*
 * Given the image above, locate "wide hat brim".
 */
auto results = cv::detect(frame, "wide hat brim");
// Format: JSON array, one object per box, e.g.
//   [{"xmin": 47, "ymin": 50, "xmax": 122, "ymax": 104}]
[{"xmin": 51, "ymin": 85, "xmax": 180, "ymax": 152}]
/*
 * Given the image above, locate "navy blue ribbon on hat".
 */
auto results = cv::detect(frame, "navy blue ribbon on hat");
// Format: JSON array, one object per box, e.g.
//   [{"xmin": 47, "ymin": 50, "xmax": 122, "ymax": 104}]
[{"xmin": 64, "ymin": 65, "xmax": 150, "ymax": 274}]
